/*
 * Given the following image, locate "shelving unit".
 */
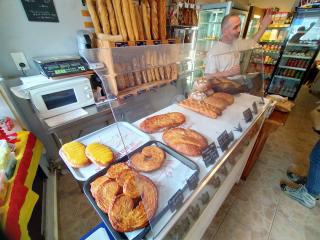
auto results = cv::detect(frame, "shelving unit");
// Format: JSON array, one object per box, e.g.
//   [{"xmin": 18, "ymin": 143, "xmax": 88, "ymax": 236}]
[
  {"xmin": 282, "ymin": 54, "xmax": 313, "ymax": 59},
  {"xmin": 278, "ymin": 65, "xmax": 307, "ymax": 71}
]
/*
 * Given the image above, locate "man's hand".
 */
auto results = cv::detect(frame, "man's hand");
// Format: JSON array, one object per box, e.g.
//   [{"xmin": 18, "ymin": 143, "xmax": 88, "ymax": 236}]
[{"xmin": 261, "ymin": 9, "xmax": 273, "ymax": 28}]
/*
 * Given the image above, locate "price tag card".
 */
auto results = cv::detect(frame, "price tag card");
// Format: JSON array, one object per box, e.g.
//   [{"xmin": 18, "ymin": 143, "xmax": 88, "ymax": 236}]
[
  {"xmin": 243, "ymin": 108, "xmax": 253, "ymax": 123},
  {"xmin": 218, "ymin": 130, "xmax": 230, "ymax": 152},
  {"xmin": 168, "ymin": 189, "xmax": 184, "ymax": 212},
  {"xmin": 252, "ymin": 101, "xmax": 258, "ymax": 114},
  {"xmin": 135, "ymin": 41, "xmax": 146, "ymax": 46},
  {"xmin": 153, "ymin": 40, "xmax": 161, "ymax": 45},
  {"xmin": 115, "ymin": 42, "xmax": 128, "ymax": 47},
  {"xmin": 202, "ymin": 142, "xmax": 219, "ymax": 167},
  {"xmin": 184, "ymin": 3, "xmax": 189, "ymax": 8},
  {"xmin": 196, "ymin": 4, "xmax": 201, "ymax": 10},
  {"xmin": 189, "ymin": 3, "xmax": 195, "ymax": 9}
]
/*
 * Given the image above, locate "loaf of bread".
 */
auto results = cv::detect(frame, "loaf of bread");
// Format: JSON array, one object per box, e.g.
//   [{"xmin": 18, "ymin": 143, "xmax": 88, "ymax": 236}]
[
  {"xmin": 112, "ymin": 0, "xmax": 128, "ymax": 41},
  {"xmin": 121, "ymin": 0, "xmax": 135, "ymax": 41},
  {"xmin": 87, "ymin": 0, "xmax": 102, "ymax": 33},
  {"xmin": 211, "ymin": 92, "xmax": 234, "ymax": 105},
  {"xmin": 158, "ymin": 0, "xmax": 167, "ymax": 40},
  {"xmin": 150, "ymin": 0, "xmax": 159, "ymax": 40},
  {"xmin": 140, "ymin": 112, "xmax": 186, "ymax": 133},
  {"xmin": 211, "ymin": 77, "xmax": 243, "ymax": 94},
  {"xmin": 106, "ymin": 0, "xmax": 118, "ymax": 35},
  {"xmin": 179, "ymin": 98, "xmax": 221, "ymax": 119},
  {"xmin": 135, "ymin": 5, "xmax": 145, "ymax": 40},
  {"xmin": 162, "ymin": 128, "xmax": 208, "ymax": 156},
  {"xmin": 128, "ymin": 0, "xmax": 139, "ymax": 40},
  {"xmin": 203, "ymin": 95, "xmax": 229, "ymax": 111},
  {"xmin": 96, "ymin": 0, "xmax": 111, "ymax": 34},
  {"xmin": 142, "ymin": 0, "xmax": 152, "ymax": 40}
]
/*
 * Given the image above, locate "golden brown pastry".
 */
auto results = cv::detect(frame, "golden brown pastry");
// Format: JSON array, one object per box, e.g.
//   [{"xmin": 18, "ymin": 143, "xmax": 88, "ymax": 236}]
[
  {"xmin": 162, "ymin": 128, "xmax": 208, "ymax": 156},
  {"xmin": 142, "ymin": 0, "xmax": 152, "ymax": 40},
  {"xmin": 189, "ymin": 91, "xmax": 207, "ymax": 101},
  {"xmin": 61, "ymin": 142, "xmax": 91, "ymax": 168},
  {"xmin": 85, "ymin": 143, "xmax": 114, "ymax": 167},
  {"xmin": 106, "ymin": 163, "xmax": 130, "ymax": 179},
  {"xmin": 95, "ymin": 180, "xmax": 122, "ymax": 214},
  {"xmin": 116, "ymin": 169, "xmax": 138, "ymax": 187},
  {"xmin": 96, "ymin": 0, "xmax": 111, "ymax": 34},
  {"xmin": 150, "ymin": 0, "xmax": 159, "ymax": 40},
  {"xmin": 87, "ymin": 0, "xmax": 102, "ymax": 33},
  {"xmin": 135, "ymin": 5, "xmax": 145, "ymax": 40},
  {"xmin": 211, "ymin": 92, "xmax": 234, "ymax": 105},
  {"xmin": 112, "ymin": 0, "xmax": 128, "ymax": 41},
  {"xmin": 128, "ymin": 0, "xmax": 139, "ymax": 40},
  {"xmin": 158, "ymin": 0, "xmax": 167, "ymax": 40},
  {"xmin": 204, "ymin": 95, "xmax": 229, "ymax": 111},
  {"xmin": 139, "ymin": 112, "xmax": 186, "ymax": 133},
  {"xmin": 179, "ymin": 98, "xmax": 221, "ymax": 119},
  {"xmin": 106, "ymin": 0, "xmax": 118, "ymax": 35},
  {"xmin": 130, "ymin": 146, "xmax": 165, "ymax": 172},
  {"xmin": 121, "ymin": 0, "xmax": 135, "ymax": 41},
  {"xmin": 90, "ymin": 175, "xmax": 110, "ymax": 198}
]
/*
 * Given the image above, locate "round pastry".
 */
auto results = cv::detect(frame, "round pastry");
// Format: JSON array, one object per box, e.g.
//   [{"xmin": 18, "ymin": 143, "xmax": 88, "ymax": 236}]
[
  {"xmin": 61, "ymin": 141, "xmax": 91, "ymax": 168},
  {"xmin": 95, "ymin": 180, "xmax": 121, "ymax": 214},
  {"xmin": 90, "ymin": 175, "xmax": 110, "ymax": 198},
  {"xmin": 162, "ymin": 128, "xmax": 208, "ymax": 156},
  {"xmin": 85, "ymin": 142, "xmax": 114, "ymax": 167},
  {"xmin": 189, "ymin": 91, "xmax": 207, "ymax": 101},
  {"xmin": 211, "ymin": 92, "xmax": 234, "ymax": 105},
  {"xmin": 204, "ymin": 95, "xmax": 229, "ymax": 111},
  {"xmin": 192, "ymin": 78, "xmax": 211, "ymax": 92},
  {"xmin": 130, "ymin": 146, "xmax": 165, "ymax": 172},
  {"xmin": 106, "ymin": 163, "xmax": 130, "ymax": 179},
  {"xmin": 116, "ymin": 169, "xmax": 138, "ymax": 187}
]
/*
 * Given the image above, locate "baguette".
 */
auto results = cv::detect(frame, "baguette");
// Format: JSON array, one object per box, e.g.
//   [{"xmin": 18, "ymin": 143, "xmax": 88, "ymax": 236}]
[
  {"xmin": 87, "ymin": 0, "xmax": 102, "ymax": 33},
  {"xmin": 140, "ymin": 55, "xmax": 148, "ymax": 83},
  {"xmin": 158, "ymin": 52, "xmax": 165, "ymax": 80},
  {"xmin": 152, "ymin": 51, "xmax": 161, "ymax": 81},
  {"xmin": 150, "ymin": 0, "xmax": 159, "ymax": 40},
  {"xmin": 142, "ymin": 0, "xmax": 152, "ymax": 40},
  {"xmin": 106, "ymin": 0, "xmax": 118, "ymax": 35},
  {"xmin": 135, "ymin": 5, "xmax": 145, "ymax": 40},
  {"xmin": 132, "ymin": 57, "xmax": 143, "ymax": 85},
  {"xmin": 112, "ymin": 0, "xmax": 128, "ymax": 41},
  {"xmin": 158, "ymin": 0, "xmax": 166, "ymax": 40},
  {"xmin": 121, "ymin": 0, "xmax": 135, "ymax": 41},
  {"xmin": 114, "ymin": 64, "xmax": 126, "ymax": 91},
  {"xmin": 96, "ymin": 0, "xmax": 111, "ymax": 34},
  {"xmin": 128, "ymin": 0, "xmax": 139, "ymax": 41}
]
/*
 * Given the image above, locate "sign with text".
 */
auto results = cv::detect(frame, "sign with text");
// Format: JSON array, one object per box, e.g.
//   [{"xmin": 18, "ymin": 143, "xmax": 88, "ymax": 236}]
[
  {"xmin": 252, "ymin": 102, "xmax": 258, "ymax": 114},
  {"xmin": 218, "ymin": 130, "xmax": 231, "ymax": 152},
  {"xmin": 21, "ymin": 0, "xmax": 59, "ymax": 22},
  {"xmin": 243, "ymin": 108, "xmax": 253, "ymax": 123},
  {"xmin": 202, "ymin": 142, "xmax": 219, "ymax": 167}
]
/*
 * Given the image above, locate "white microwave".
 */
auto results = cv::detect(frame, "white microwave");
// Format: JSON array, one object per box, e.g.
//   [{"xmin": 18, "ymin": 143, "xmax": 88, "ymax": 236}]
[{"xmin": 29, "ymin": 77, "xmax": 94, "ymax": 119}]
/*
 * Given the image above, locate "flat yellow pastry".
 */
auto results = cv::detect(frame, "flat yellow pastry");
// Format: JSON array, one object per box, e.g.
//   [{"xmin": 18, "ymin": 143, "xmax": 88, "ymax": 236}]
[
  {"xmin": 85, "ymin": 143, "xmax": 114, "ymax": 167},
  {"xmin": 61, "ymin": 142, "xmax": 90, "ymax": 168}
]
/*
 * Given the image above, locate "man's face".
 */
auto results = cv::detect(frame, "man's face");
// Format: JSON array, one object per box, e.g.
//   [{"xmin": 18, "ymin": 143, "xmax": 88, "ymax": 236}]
[{"xmin": 222, "ymin": 16, "xmax": 241, "ymax": 41}]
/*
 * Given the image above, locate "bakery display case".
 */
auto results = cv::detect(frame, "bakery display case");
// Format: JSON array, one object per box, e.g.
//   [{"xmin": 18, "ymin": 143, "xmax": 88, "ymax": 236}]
[{"xmin": 58, "ymin": 44, "xmax": 273, "ymax": 239}]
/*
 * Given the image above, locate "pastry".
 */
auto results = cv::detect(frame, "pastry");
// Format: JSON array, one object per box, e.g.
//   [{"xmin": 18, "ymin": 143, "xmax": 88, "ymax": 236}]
[
  {"xmin": 142, "ymin": 0, "xmax": 152, "ymax": 40},
  {"xmin": 179, "ymin": 99, "xmax": 221, "ymax": 119},
  {"xmin": 150, "ymin": 0, "xmax": 159, "ymax": 40},
  {"xmin": 211, "ymin": 77, "xmax": 243, "ymax": 94},
  {"xmin": 162, "ymin": 128, "xmax": 208, "ymax": 156},
  {"xmin": 139, "ymin": 112, "xmax": 186, "ymax": 133},
  {"xmin": 85, "ymin": 143, "xmax": 114, "ymax": 167},
  {"xmin": 189, "ymin": 91, "xmax": 207, "ymax": 101},
  {"xmin": 90, "ymin": 175, "xmax": 110, "ymax": 198},
  {"xmin": 95, "ymin": 180, "xmax": 122, "ymax": 214},
  {"xmin": 112, "ymin": 0, "xmax": 128, "ymax": 41},
  {"xmin": 130, "ymin": 146, "xmax": 165, "ymax": 172},
  {"xmin": 61, "ymin": 142, "xmax": 91, "ymax": 168},
  {"xmin": 116, "ymin": 169, "xmax": 138, "ymax": 187},
  {"xmin": 86, "ymin": 0, "xmax": 102, "ymax": 33},
  {"xmin": 128, "ymin": 0, "xmax": 139, "ymax": 40},
  {"xmin": 106, "ymin": 162, "xmax": 130, "ymax": 179},
  {"xmin": 121, "ymin": 0, "xmax": 135, "ymax": 41},
  {"xmin": 109, "ymin": 175, "xmax": 158, "ymax": 232},
  {"xmin": 135, "ymin": 5, "xmax": 145, "ymax": 40},
  {"xmin": 211, "ymin": 92, "xmax": 234, "ymax": 105},
  {"xmin": 203, "ymin": 95, "xmax": 228, "ymax": 111},
  {"xmin": 192, "ymin": 78, "xmax": 211, "ymax": 92},
  {"xmin": 158, "ymin": 0, "xmax": 167, "ymax": 40},
  {"xmin": 96, "ymin": 0, "xmax": 111, "ymax": 34},
  {"xmin": 106, "ymin": 0, "xmax": 118, "ymax": 35}
]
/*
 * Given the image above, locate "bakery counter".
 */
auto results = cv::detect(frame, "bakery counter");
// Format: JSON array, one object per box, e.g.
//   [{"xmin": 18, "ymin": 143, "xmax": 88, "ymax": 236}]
[{"xmin": 131, "ymin": 93, "xmax": 272, "ymax": 239}]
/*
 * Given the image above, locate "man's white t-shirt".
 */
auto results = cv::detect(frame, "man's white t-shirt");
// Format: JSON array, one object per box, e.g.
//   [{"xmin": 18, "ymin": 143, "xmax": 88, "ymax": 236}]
[{"xmin": 204, "ymin": 39, "xmax": 259, "ymax": 75}]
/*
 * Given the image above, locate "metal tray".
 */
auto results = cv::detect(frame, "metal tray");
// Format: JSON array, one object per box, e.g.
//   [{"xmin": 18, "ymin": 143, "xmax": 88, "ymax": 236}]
[
  {"xmin": 83, "ymin": 140, "xmax": 199, "ymax": 240},
  {"xmin": 59, "ymin": 121, "xmax": 151, "ymax": 181}
]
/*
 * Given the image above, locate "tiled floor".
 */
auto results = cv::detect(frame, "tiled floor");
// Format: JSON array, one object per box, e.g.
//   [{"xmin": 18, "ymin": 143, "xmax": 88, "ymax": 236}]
[
  {"xmin": 202, "ymin": 86, "xmax": 320, "ymax": 240},
  {"xmin": 58, "ymin": 86, "xmax": 320, "ymax": 239}
]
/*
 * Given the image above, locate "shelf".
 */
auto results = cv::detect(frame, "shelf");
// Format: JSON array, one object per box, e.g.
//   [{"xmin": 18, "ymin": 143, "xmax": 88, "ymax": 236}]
[
  {"xmin": 274, "ymin": 75, "xmax": 301, "ymax": 81},
  {"xmin": 286, "ymin": 42, "xmax": 318, "ymax": 47},
  {"xmin": 282, "ymin": 54, "xmax": 313, "ymax": 59},
  {"xmin": 278, "ymin": 65, "xmax": 307, "ymax": 71},
  {"xmin": 262, "ymin": 51, "xmax": 280, "ymax": 55},
  {"xmin": 251, "ymin": 61, "xmax": 276, "ymax": 66},
  {"xmin": 267, "ymin": 25, "xmax": 291, "ymax": 29}
]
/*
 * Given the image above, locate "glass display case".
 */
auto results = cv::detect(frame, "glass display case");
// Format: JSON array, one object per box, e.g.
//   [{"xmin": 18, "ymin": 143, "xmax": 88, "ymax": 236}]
[
  {"xmin": 58, "ymin": 43, "xmax": 273, "ymax": 240},
  {"xmin": 267, "ymin": 8, "xmax": 320, "ymax": 99}
]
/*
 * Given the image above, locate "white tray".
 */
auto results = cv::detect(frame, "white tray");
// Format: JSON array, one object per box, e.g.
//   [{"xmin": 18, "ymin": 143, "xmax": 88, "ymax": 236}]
[{"xmin": 59, "ymin": 122, "xmax": 151, "ymax": 181}]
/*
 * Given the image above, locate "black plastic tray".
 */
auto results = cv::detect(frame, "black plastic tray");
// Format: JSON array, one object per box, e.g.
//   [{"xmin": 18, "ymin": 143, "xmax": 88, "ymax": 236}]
[{"xmin": 83, "ymin": 140, "xmax": 199, "ymax": 240}]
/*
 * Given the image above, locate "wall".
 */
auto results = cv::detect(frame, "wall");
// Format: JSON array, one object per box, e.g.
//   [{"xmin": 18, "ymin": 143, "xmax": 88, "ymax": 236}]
[
  {"xmin": 0, "ymin": 0, "xmax": 87, "ymax": 78},
  {"xmin": 249, "ymin": 0, "xmax": 296, "ymax": 11}
]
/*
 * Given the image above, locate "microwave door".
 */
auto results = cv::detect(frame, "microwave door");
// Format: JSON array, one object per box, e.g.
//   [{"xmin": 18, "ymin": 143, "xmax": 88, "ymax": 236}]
[{"xmin": 42, "ymin": 89, "xmax": 77, "ymax": 111}]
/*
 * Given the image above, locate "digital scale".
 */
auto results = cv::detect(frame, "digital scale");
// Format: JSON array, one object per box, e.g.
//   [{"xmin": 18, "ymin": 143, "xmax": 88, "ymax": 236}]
[{"xmin": 33, "ymin": 55, "xmax": 90, "ymax": 78}]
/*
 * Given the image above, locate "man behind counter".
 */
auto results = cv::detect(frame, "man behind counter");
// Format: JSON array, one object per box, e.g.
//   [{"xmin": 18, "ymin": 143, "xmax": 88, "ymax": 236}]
[{"xmin": 205, "ymin": 9, "xmax": 273, "ymax": 79}]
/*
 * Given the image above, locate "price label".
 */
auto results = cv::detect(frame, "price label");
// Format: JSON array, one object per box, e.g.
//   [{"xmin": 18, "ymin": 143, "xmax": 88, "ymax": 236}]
[
  {"xmin": 187, "ymin": 173, "xmax": 198, "ymax": 190},
  {"xmin": 153, "ymin": 40, "xmax": 161, "ymax": 45},
  {"xmin": 252, "ymin": 101, "xmax": 258, "ymax": 114},
  {"xmin": 218, "ymin": 130, "xmax": 231, "ymax": 152},
  {"xmin": 168, "ymin": 189, "xmax": 184, "ymax": 212},
  {"xmin": 190, "ymin": 3, "xmax": 195, "ymax": 9},
  {"xmin": 178, "ymin": 2, "xmax": 183, "ymax": 8},
  {"xmin": 115, "ymin": 42, "xmax": 128, "ymax": 47},
  {"xmin": 135, "ymin": 41, "xmax": 146, "ymax": 46},
  {"xmin": 184, "ymin": 3, "xmax": 189, "ymax": 8},
  {"xmin": 202, "ymin": 142, "xmax": 219, "ymax": 167},
  {"xmin": 243, "ymin": 108, "xmax": 253, "ymax": 123}
]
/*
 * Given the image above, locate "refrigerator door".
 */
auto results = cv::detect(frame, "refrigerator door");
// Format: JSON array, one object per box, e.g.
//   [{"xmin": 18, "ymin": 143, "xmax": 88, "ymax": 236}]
[
  {"xmin": 244, "ymin": 6, "xmax": 266, "ymax": 39},
  {"xmin": 267, "ymin": 8, "xmax": 320, "ymax": 99}
]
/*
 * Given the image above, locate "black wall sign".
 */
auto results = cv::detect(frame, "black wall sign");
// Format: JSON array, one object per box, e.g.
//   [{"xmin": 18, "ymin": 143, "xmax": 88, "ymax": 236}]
[
  {"xmin": 202, "ymin": 142, "xmax": 219, "ymax": 167},
  {"xmin": 243, "ymin": 108, "xmax": 253, "ymax": 123},
  {"xmin": 21, "ymin": 0, "xmax": 59, "ymax": 22}
]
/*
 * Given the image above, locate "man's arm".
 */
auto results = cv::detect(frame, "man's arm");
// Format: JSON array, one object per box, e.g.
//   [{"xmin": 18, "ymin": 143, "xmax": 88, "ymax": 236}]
[
  {"xmin": 205, "ymin": 64, "xmax": 240, "ymax": 78},
  {"xmin": 253, "ymin": 9, "xmax": 273, "ymax": 42}
]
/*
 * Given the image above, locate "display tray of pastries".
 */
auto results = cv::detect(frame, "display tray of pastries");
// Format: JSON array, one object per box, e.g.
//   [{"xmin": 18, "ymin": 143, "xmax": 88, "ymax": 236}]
[{"xmin": 83, "ymin": 140, "xmax": 199, "ymax": 240}]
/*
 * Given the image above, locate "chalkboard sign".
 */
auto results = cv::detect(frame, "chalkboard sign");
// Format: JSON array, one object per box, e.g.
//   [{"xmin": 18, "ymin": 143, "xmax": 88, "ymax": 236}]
[
  {"xmin": 21, "ymin": 0, "xmax": 59, "ymax": 22},
  {"xmin": 218, "ymin": 130, "xmax": 231, "ymax": 152},
  {"xmin": 243, "ymin": 108, "xmax": 253, "ymax": 123},
  {"xmin": 202, "ymin": 142, "xmax": 219, "ymax": 167}
]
